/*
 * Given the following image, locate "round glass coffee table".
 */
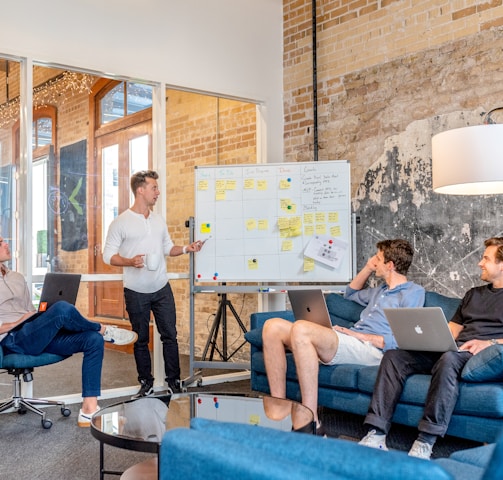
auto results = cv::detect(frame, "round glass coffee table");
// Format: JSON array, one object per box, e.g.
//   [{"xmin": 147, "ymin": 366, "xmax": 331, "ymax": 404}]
[{"xmin": 90, "ymin": 392, "xmax": 314, "ymax": 479}]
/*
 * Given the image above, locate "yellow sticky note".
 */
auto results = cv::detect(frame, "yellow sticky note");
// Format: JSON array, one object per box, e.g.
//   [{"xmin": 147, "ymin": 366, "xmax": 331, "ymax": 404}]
[
  {"xmin": 249, "ymin": 414, "xmax": 260, "ymax": 426},
  {"xmin": 304, "ymin": 213, "xmax": 314, "ymax": 224},
  {"xmin": 248, "ymin": 258, "xmax": 259, "ymax": 270},
  {"xmin": 279, "ymin": 179, "xmax": 291, "ymax": 189},
  {"xmin": 258, "ymin": 219, "xmax": 269, "ymax": 230},
  {"xmin": 315, "ymin": 224, "xmax": 327, "ymax": 235},
  {"xmin": 281, "ymin": 240, "xmax": 293, "ymax": 251},
  {"xmin": 226, "ymin": 179, "xmax": 236, "ymax": 190},
  {"xmin": 278, "ymin": 217, "xmax": 290, "ymax": 230},
  {"xmin": 289, "ymin": 216, "xmax": 302, "ymax": 229},
  {"xmin": 215, "ymin": 190, "xmax": 226, "ymax": 201},
  {"xmin": 246, "ymin": 219, "xmax": 257, "ymax": 231},
  {"xmin": 315, "ymin": 212, "xmax": 326, "ymax": 223},
  {"xmin": 304, "ymin": 225, "xmax": 314, "ymax": 236},
  {"xmin": 280, "ymin": 199, "xmax": 290, "ymax": 211},
  {"xmin": 328, "ymin": 212, "xmax": 339, "ymax": 223},
  {"xmin": 200, "ymin": 223, "xmax": 211, "ymax": 234},
  {"xmin": 304, "ymin": 257, "xmax": 315, "ymax": 271},
  {"xmin": 198, "ymin": 180, "xmax": 209, "ymax": 191},
  {"xmin": 244, "ymin": 178, "xmax": 255, "ymax": 189},
  {"xmin": 215, "ymin": 179, "xmax": 226, "ymax": 190},
  {"xmin": 330, "ymin": 225, "xmax": 341, "ymax": 237},
  {"xmin": 257, "ymin": 180, "xmax": 267, "ymax": 190}
]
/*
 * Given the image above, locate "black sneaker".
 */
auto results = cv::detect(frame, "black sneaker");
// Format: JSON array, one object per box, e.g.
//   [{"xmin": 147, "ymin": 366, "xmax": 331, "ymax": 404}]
[
  {"xmin": 166, "ymin": 378, "xmax": 181, "ymax": 394},
  {"xmin": 131, "ymin": 380, "xmax": 154, "ymax": 399}
]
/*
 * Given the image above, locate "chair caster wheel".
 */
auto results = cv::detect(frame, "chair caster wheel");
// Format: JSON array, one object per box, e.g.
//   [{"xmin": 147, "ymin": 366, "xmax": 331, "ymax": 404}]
[
  {"xmin": 42, "ymin": 418, "xmax": 53, "ymax": 429},
  {"xmin": 18, "ymin": 407, "xmax": 27, "ymax": 415},
  {"xmin": 61, "ymin": 407, "xmax": 71, "ymax": 417}
]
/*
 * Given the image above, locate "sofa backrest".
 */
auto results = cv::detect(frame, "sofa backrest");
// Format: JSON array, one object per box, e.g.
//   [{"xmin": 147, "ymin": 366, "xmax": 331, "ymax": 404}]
[{"xmin": 423, "ymin": 291, "xmax": 461, "ymax": 322}]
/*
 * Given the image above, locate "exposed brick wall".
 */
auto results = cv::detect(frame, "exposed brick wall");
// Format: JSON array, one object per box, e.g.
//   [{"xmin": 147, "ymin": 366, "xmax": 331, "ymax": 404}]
[
  {"xmin": 284, "ymin": 0, "xmax": 503, "ymax": 172},
  {"xmin": 283, "ymin": 0, "xmax": 503, "ymax": 297}
]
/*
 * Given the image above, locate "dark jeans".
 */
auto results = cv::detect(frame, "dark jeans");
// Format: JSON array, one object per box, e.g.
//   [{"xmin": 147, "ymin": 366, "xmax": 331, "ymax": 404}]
[
  {"xmin": 1, "ymin": 301, "xmax": 103, "ymax": 397},
  {"xmin": 364, "ymin": 348, "xmax": 472, "ymax": 437},
  {"xmin": 124, "ymin": 282, "xmax": 180, "ymax": 384}
]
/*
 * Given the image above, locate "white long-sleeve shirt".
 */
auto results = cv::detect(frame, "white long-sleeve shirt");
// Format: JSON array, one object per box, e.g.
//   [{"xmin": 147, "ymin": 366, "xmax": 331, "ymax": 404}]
[{"xmin": 102, "ymin": 209, "xmax": 174, "ymax": 294}]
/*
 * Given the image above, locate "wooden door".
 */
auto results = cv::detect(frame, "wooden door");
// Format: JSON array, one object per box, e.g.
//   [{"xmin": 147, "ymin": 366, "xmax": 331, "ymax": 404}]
[{"xmin": 91, "ymin": 121, "xmax": 152, "ymax": 318}]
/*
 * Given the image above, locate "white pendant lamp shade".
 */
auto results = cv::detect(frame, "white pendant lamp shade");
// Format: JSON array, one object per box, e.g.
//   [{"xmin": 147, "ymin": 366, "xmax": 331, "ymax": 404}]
[{"xmin": 432, "ymin": 124, "xmax": 503, "ymax": 195}]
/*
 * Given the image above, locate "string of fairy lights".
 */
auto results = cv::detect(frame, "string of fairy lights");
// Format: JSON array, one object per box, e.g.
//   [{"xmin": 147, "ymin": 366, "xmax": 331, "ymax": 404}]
[{"xmin": 0, "ymin": 71, "xmax": 94, "ymax": 129}]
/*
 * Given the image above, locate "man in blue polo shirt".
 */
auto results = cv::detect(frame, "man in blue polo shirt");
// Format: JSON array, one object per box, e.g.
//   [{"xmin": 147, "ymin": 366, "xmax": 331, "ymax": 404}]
[{"xmin": 262, "ymin": 238, "xmax": 425, "ymax": 435}]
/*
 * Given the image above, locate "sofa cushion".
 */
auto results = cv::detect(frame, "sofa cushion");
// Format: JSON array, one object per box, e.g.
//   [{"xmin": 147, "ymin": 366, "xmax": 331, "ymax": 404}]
[{"xmin": 461, "ymin": 345, "xmax": 503, "ymax": 382}]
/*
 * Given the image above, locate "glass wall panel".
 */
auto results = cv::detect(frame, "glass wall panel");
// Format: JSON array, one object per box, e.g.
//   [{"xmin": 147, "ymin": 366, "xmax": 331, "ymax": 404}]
[
  {"xmin": 0, "ymin": 57, "xmax": 20, "ymax": 272},
  {"xmin": 164, "ymin": 88, "xmax": 260, "ymax": 366}
]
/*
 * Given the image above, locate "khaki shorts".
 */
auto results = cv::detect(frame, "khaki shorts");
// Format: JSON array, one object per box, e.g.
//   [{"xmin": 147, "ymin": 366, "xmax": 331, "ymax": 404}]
[{"xmin": 320, "ymin": 331, "xmax": 383, "ymax": 366}]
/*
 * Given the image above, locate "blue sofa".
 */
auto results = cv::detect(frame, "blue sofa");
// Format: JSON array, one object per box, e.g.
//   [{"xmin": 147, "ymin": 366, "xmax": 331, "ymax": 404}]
[
  {"xmin": 160, "ymin": 417, "xmax": 503, "ymax": 480},
  {"xmin": 244, "ymin": 291, "xmax": 503, "ymax": 443}
]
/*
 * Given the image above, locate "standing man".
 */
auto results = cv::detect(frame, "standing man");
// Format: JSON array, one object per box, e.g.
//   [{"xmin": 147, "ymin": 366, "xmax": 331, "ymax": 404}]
[
  {"xmin": 359, "ymin": 237, "xmax": 503, "ymax": 459},
  {"xmin": 103, "ymin": 170, "xmax": 203, "ymax": 397},
  {"xmin": 262, "ymin": 239, "xmax": 425, "ymax": 434}
]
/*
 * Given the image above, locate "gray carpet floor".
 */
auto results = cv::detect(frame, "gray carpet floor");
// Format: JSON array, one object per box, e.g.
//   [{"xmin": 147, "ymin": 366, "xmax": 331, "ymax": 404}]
[{"xmin": 0, "ymin": 350, "xmax": 482, "ymax": 479}]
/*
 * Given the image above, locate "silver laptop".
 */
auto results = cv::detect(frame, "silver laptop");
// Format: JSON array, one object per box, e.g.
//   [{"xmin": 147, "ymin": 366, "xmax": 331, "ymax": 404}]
[
  {"xmin": 38, "ymin": 273, "xmax": 82, "ymax": 312},
  {"xmin": 384, "ymin": 307, "xmax": 460, "ymax": 352},
  {"xmin": 288, "ymin": 289, "xmax": 332, "ymax": 328}
]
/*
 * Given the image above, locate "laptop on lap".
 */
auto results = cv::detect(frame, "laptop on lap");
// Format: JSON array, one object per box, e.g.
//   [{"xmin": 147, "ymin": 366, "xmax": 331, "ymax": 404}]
[
  {"xmin": 287, "ymin": 289, "xmax": 333, "ymax": 328},
  {"xmin": 384, "ymin": 307, "xmax": 460, "ymax": 352},
  {"xmin": 38, "ymin": 273, "xmax": 82, "ymax": 312}
]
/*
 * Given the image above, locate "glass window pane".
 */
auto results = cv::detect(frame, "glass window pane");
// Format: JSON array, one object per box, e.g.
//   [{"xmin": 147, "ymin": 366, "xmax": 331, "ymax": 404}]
[
  {"xmin": 37, "ymin": 118, "xmax": 53, "ymax": 146},
  {"xmin": 102, "ymin": 144, "xmax": 119, "ymax": 245},
  {"xmin": 32, "ymin": 157, "xmax": 48, "ymax": 275},
  {"xmin": 101, "ymin": 83, "xmax": 125, "ymax": 124},
  {"xmin": 130, "ymin": 134, "xmax": 149, "ymax": 173},
  {"xmin": 130, "ymin": 135, "xmax": 149, "ymax": 204},
  {"xmin": 127, "ymin": 82, "xmax": 153, "ymax": 115}
]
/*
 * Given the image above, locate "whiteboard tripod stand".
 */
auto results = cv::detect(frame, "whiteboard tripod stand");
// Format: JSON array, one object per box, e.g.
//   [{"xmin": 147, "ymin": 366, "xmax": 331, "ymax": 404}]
[{"xmin": 201, "ymin": 288, "xmax": 248, "ymax": 362}]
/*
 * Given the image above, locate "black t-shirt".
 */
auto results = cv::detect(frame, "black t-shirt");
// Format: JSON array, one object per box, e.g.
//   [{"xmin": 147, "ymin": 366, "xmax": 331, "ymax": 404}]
[{"xmin": 451, "ymin": 284, "xmax": 503, "ymax": 344}]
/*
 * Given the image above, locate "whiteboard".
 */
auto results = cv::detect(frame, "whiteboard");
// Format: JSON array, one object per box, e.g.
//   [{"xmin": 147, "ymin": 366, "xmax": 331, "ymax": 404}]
[{"xmin": 194, "ymin": 161, "xmax": 352, "ymax": 283}]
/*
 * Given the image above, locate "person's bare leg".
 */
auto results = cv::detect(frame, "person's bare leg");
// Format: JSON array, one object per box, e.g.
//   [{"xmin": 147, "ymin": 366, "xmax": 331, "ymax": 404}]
[
  {"xmin": 262, "ymin": 317, "xmax": 294, "ymax": 399},
  {"xmin": 291, "ymin": 320, "xmax": 339, "ymax": 425}
]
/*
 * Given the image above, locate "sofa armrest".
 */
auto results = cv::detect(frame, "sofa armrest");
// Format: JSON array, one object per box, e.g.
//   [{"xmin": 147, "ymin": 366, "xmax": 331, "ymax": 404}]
[{"xmin": 250, "ymin": 310, "xmax": 295, "ymax": 330}]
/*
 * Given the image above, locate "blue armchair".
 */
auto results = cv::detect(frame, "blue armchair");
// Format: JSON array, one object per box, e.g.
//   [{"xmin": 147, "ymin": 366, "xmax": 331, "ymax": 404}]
[{"xmin": 0, "ymin": 343, "xmax": 71, "ymax": 429}]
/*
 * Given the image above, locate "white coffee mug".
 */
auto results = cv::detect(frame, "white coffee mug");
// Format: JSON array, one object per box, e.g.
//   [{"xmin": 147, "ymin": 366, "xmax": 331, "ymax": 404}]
[{"xmin": 145, "ymin": 253, "xmax": 160, "ymax": 271}]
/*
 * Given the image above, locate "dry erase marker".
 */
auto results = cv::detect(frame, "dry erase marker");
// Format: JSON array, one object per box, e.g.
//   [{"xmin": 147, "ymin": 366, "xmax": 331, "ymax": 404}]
[{"xmin": 198, "ymin": 235, "xmax": 212, "ymax": 247}]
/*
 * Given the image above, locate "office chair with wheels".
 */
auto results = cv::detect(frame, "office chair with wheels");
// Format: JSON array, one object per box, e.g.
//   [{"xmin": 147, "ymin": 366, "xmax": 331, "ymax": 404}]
[{"xmin": 0, "ymin": 344, "xmax": 71, "ymax": 429}]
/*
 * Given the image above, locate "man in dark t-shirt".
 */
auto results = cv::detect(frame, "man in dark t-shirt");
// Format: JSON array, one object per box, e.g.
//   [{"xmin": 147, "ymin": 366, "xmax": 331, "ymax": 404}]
[{"xmin": 358, "ymin": 237, "xmax": 503, "ymax": 460}]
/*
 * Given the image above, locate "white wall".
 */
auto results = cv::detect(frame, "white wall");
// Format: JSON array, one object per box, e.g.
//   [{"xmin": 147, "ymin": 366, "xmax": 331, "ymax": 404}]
[{"xmin": 1, "ymin": 0, "xmax": 284, "ymax": 161}]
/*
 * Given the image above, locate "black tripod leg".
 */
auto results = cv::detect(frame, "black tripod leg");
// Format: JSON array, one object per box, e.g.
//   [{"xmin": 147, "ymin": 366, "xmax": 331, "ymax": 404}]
[
  {"xmin": 227, "ymin": 301, "xmax": 248, "ymax": 334},
  {"xmin": 201, "ymin": 299, "xmax": 225, "ymax": 361}
]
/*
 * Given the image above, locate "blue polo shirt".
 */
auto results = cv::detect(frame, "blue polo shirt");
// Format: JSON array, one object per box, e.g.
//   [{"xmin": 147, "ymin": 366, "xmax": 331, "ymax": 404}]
[{"xmin": 344, "ymin": 282, "xmax": 425, "ymax": 351}]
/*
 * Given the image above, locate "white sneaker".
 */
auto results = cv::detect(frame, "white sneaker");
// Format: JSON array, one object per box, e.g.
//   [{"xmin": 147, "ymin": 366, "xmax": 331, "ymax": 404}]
[
  {"xmin": 358, "ymin": 429, "xmax": 388, "ymax": 451},
  {"xmin": 103, "ymin": 326, "xmax": 138, "ymax": 345},
  {"xmin": 77, "ymin": 406, "xmax": 100, "ymax": 427},
  {"xmin": 408, "ymin": 440, "xmax": 433, "ymax": 460}
]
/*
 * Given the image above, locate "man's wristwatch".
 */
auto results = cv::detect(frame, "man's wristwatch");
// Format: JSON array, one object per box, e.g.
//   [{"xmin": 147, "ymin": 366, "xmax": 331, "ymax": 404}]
[{"xmin": 490, "ymin": 339, "xmax": 499, "ymax": 346}]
